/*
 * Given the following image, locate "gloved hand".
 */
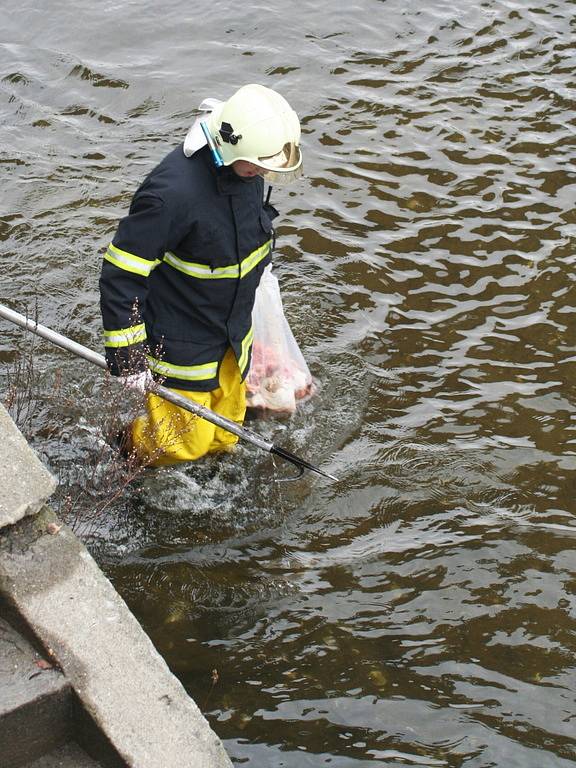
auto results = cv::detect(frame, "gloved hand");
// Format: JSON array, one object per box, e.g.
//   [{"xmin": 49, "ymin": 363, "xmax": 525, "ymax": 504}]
[{"xmin": 120, "ymin": 369, "xmax": 154, "ymax": 394}]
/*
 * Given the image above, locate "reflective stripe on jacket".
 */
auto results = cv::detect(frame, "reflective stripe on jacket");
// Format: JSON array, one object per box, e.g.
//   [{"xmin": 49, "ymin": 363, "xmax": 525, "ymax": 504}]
[{"xmin": 99, "ymin": 145, "xmax": 275, "ymax": 391}]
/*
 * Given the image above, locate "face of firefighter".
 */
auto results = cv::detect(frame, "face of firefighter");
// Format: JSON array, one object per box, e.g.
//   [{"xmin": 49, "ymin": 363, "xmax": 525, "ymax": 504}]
[{"xmin": 232, "ymin": 159, "xmax": 266, "ymax": 178}]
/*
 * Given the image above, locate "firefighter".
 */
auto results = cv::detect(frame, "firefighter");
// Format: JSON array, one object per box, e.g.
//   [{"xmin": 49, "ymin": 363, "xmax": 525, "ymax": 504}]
[{"xmin": 99, "ymin": 83, "xmax": 303, "ymax": 465}]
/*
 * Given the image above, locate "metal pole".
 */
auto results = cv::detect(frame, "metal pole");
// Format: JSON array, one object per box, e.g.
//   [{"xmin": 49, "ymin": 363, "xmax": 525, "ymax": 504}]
[{"xmin": 0, "ymin": 303, "xmax": 338, "ymax": 481}]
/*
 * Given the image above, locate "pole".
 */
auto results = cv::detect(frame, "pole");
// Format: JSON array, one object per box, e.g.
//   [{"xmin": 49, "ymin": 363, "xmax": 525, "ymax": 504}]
[{"xmin": 0, "ymin": 304, "xmax": 338, "ymax": 481}]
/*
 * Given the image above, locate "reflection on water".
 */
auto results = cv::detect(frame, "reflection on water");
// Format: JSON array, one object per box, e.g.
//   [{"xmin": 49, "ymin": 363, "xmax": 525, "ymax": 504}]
[{"xmin": 2, "ymin": 0, "xmax": 575, "ymax": 765}]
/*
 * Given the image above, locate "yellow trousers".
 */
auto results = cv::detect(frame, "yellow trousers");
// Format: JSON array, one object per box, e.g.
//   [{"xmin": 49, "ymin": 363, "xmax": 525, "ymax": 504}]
[{"xmin": 131, "ymin": 348, "xmax": 246, "ymax": 467}]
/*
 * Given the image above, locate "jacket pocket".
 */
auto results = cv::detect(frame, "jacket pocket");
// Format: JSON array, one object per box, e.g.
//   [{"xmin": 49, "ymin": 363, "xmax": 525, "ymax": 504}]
[{"xmin": 259, "ymin": 210, "xmax": 273, "ymax": 235}]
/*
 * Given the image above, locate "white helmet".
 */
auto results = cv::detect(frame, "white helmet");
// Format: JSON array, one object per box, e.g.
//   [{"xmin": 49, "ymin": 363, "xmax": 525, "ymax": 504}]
[{"xmin": 207, "ymin": 84, "xmax": 303, "ymax": 184}]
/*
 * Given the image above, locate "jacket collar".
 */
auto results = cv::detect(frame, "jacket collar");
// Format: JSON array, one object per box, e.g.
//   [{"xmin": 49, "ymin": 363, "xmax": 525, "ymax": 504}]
[
  {"xmin": 199, "ymin": 149, "xmax": 259, "ymax": 196},
  {"xmin": 216, "ymin": 166, "xmax": 260, "ymax": 196}
]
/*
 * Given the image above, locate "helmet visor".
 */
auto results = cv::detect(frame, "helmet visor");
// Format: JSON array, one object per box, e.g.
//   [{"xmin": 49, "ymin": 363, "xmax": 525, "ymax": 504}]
[{"xmin": 257, "ymin": 142, "xmax": 303, "ymax": 185}]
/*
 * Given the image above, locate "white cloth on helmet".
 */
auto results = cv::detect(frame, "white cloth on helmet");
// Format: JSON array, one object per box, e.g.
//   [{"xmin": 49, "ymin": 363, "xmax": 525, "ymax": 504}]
[{"xmin": 183, "ymin": 98, "xmax": 223, "ymax": 158}]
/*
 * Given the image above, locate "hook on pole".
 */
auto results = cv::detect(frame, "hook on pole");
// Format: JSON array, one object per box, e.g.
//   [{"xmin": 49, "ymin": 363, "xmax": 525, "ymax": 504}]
[{"xmin": 270, "ymin": 445, "xmax": 339, "ymax": 482}]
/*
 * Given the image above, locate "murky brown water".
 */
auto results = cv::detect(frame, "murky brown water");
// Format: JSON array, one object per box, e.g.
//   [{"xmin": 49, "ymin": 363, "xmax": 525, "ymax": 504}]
[{"xmin": 2, "ymin": 1, "xmax": 576, "ymax": 765}]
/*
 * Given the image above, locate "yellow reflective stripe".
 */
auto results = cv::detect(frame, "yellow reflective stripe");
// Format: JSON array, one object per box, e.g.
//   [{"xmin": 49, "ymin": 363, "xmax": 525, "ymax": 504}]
[
  {"xmin": 239, "ymin": 241, "xmax": 271, "ymax": 278},
  {"xmin": 146, "ymin": 356, "xmax": 219, "ymax": 382},
  {"xmin": 103, "ymin": 323, "xmax": 147, "ymax": 348},
  {"xmin": 238, "ymin": 326, "xmax": 254, "ymax": 375},
  {"xmin": 164, "ymin": 252, "xmax": 239, "ymax": 279},
  {"xmin": 104, "ymin": 243, "xmax": 160, "ymax": 277},
  {"xmin": 163, "ymin": 239, "xmax": 271, "ymax": 281}
]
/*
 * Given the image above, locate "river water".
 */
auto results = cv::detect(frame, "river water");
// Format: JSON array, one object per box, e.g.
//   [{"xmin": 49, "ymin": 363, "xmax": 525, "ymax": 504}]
[{"xmin": 2, "ymin": 1, "xmax": 575, "ymax": 765}]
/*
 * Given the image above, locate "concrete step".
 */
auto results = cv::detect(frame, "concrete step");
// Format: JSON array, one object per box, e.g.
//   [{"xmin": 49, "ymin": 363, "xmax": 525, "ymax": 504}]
[
  {"xmin": 23, "ymin": 742, "xmax": 104, "ymax": 767},
  {"xmin": 0, "ymin": 402, "xmax": 56, "ymax": 528},
  {"xmin": 1, "ymin": 508, "xmax": 233, "ymax": 768},
  {"xmin": 0, "ymin": 616, "xmax": 74, "ymax": 768}
]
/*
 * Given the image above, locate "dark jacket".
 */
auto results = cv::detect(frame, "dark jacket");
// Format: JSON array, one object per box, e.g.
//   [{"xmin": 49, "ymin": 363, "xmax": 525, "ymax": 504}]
[{"xmin": 99, "ymin": 144, "xmax": 276, "ymax": 391}]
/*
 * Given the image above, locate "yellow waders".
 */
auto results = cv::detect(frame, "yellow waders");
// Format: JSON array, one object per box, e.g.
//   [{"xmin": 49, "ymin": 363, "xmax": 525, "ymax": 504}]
[{"xmin": 130, "ymin": 348, "xmax": 246, "ymax": 467}]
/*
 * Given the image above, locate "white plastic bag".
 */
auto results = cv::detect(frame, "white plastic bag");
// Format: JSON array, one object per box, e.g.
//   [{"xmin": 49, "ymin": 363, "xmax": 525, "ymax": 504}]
[{"xmin": 246, "ymin": 265, "xmax": 314, "ymax": 413}]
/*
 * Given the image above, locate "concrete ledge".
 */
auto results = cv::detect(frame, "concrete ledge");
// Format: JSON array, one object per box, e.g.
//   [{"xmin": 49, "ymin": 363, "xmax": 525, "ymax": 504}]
[
  {"xmin": 0, "ymin": 508, "xmax": 233, "ymax": 768},
  {"xmin": 0, "ymin": 617, "xmax": 74, "ymax": 767},
  {"xmin": 0, "ymin": 403, "xmax": 56, "ymax": 528}
]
